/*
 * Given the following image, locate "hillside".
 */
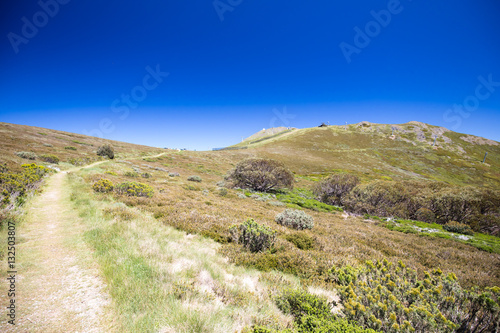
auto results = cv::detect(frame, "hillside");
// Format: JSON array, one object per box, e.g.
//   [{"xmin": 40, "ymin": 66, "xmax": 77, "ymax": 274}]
[
  {"xmin": 1, "ymin": 121, "xmax": 499, "ymax": 332},
  {"xmin": 229, "ymin": 121, "xmax": 500, "ymax": 188},
  {"xmin": 0, "ymin": 122, "xmax": 164, "ymax": 171}
]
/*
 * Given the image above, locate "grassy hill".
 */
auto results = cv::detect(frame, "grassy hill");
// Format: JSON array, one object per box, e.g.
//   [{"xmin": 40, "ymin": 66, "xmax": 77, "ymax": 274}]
[
  {"xmin": 1, "ymin": 121, "xmax": 499, "ymax": 332},
  {"xmin": 229, "ymin": 121, "xmax": 500, "ymax": 189}
]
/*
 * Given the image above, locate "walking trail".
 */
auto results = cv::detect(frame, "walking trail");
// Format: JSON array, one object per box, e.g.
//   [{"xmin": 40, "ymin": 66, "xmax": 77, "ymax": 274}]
[{"xmin": 2, "ymin": 165, "xmax": 113, "ymax": 332}]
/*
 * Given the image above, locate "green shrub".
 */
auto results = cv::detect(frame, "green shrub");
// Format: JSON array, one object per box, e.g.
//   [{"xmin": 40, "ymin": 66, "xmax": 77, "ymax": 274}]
[
  {"xmin": 141, "ymin": 172, "xmax": 152, "ymax": 178},
  {"xmin": 105, "ymin": 171, "xmax": 117, "ymax": 176},
  {"xmin": 274, "ymin": 289, "xmax": 379, "ymax": 333},
  {"xmin": 285, "ymin": 232, "xmax": 315, "ymax": 250},
  {"xmin": 275, "ymin": 209, "xmax": 314, "ymax": 230},
  {"xmin": 124, "ymin": 171, "xmax": 138, "ymax": 178},
  {"xmin": 415, "ymin": 207, "xmax": 435, "ymax": 223},
  {"xmin": 338, "ymin": 259, "xmax": 500, "ymax": 333},
  {"xmin": 313, "ymin": 173, "xmax": 360, "ymax": 206},
  {"xmin": 92, "ymin": 178, "xmax": 114, "ymax": 193},
  {"xmin": 187, "ymin": 175, "xmax": 202, "ymax": 182},
  {"xmin": 443, "ymin": 221, "xmax": 474, "ymax": 235},
  {"xmin": 115, "ymin": 182, "xmax": 154, "ymax": 198},
  {"xmin": 40, "ymin": 154, "xmax": 60, "ymax": 164},
  {"xmin": 225, "ymin": 158, "xmax": 294, "ymax": 192},
  {"xmin": 43, "ymin": 143, "xmax": 53, "ymax": 147},
  {"xmin": 0, "ymin": 163, "xmax": 49, "ymax": 199},
  {"xmin": 218, "ymin": 188, "xmax": 228, "ymax": 196},
  {"xmin": 229, "ymin": 218, "xmax": 276, "ymax": 252},
  {"xmin": 169, "ymin": 172, "xmax": 180, "ymax": 177},
  {"xmin": 64, "ymin": 146, "xmax": 77, "ymax": 150},
  {"xmin": 327, "ymin": 265, "xmax": 359, "ymax": 286},
  {"xmin": 96, "ymin": 144, "xmax": 114, "ymax": 159},
  {"xmin": 16, "ymin": 151, "xmax": 37, "ymax": 160}
]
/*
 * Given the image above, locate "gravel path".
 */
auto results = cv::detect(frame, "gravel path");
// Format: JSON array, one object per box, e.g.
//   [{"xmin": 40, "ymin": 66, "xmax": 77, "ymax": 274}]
[{"xmin": 1, "ymin": 170, "xmax": 111, "ymax": 332}]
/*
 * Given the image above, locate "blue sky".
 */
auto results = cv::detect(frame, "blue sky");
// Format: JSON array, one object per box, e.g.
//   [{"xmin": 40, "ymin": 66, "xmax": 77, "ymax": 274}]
[{"xmin": 1, "ymin": 1, "xmax": 500, "ymax": 150}]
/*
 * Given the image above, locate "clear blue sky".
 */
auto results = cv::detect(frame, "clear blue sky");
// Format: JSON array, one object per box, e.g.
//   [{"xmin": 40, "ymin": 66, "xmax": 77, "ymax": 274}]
[{"xmin": 1, "ymin": 1, "xmax": 499, "ymax": 150}]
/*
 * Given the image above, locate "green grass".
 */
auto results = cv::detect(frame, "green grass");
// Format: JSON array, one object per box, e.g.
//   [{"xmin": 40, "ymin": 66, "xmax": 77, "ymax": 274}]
[
  {"xmin": 380, "ymin": 218, "xmax": 500, "ymax": 254},
  {"xmin": 276, "ymin": 188, "xmax": 343, "ymax": 213}
]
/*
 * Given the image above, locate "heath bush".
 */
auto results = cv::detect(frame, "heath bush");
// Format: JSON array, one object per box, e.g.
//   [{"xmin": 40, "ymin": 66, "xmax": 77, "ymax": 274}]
[
  {"xmin": 96, "ymin": 144, "xmax": 114, "ymax": 159},
  {"xmin": 169, "ymin": 172, "xmax": 180, "ymax": 177},
  {"xmin": 229, "ymin": 218, "xmax": 276, "ymax": 252},
  {"xmin": 64, "ymin": 146, "xmax": 77, "ymax": 150},
  {"xmin": 338, "ymin": 259, "xmax": 500, "ymax": 333},
  {"xmin": 115, "ymin": 181, "xmax": 154, "ymax": 198},
  {"xmin": 92, "ymin": 178, "xmax": 114, "ymax": 193},
  {"xmin": 40, "ymin": 154, "xmax": 60, "ymax": 164},
  {"xmin": 275, "ymin": 209, "xmax": 314, "ymax": 230},
  {"xmin": 443, "ymin": 221, "xmax": 474, "ymax": 235},
  {"xmin": 187, "ymin": 175, "xmax": 202, "ymax": 182},
  {"xmin": 313, "ymin": 173, "xmax": 360, "ymax": 206},
  {"xmin": 225, "ymin": 158, "xmax": 294, "ymax": 192},
  {"xmin": 285, "ymin": 232, "xmax": 315, "ymax": 250},
  {"xmin": 415, "ymin": 207, "xmax": 435, "ymax": 223},
  {"xmin": 16, "ymin": 151, "xmax": 37, "ymax": 160}
]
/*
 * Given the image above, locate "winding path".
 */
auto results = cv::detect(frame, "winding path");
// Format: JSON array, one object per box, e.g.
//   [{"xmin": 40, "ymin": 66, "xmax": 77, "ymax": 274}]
[{"xmin": 2, "ymin": 168, "xmax": 112, "ymax": 332}]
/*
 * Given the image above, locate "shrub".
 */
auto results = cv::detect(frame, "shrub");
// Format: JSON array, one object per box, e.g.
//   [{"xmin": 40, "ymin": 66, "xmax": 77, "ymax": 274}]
[
  {"xmin": 96, "ymin": 144, "xmax": 114, "ymax": 159},
  {"xmin": 187, "ymin": 175, "xmax": 202, "ymax": 182},
  {"xmin": 16, "ymin": 151, "xmax": 37, "ymax": 160},
  {"xmin": 0, "ymin": 163, "xmax": 49, "ymax": 198},
  {"xmin": 40, "ymin": 154, "xmax": 59, "ymax": 164},
  {"xmin": 115, "ymin": 182, "xmax": 154, "ymax": 198},
  {"xmin": 429, "ymin": 187, "xmax": 482, "ymax": 224},
  {"xmin": 338, "ymin": 259, "xmax": 500, "ymax": 333},
  {"xmin": 141, "ymin": 172, "xmax": 151, "ymax": 178},
  {"xmin": 64, "ymin": 146, "xmax": 77, "ymax": 150},
  {"xmin": 169, "ymin": 172, "xmax": 180, "ymax": 177},
  {"xmin": 218, "ymin": 188, "xmax": 228, "ymax": 196},
  {"xmin": 229, "ymin": 218, "xmax": 276, "ymax": 252},
  {"xmin": 273, "ymin": 289, "xmax": 379, "ymax": 333},
  {"xmin": 285, "ymin": 232, "xmax": 314, "ymax": 250},
  {"xmin": 92, "ymin": 179, "xmax": 114, "ymax": 193},
  {"xmin": 415, "ymin": 207, "xmax": 435, "ymax": 223},
  {"xmin": 443, "ymin": 221, "xmax": 474, "ymax": 235},
  {"xmin": 225, "ymin": 158, "xmax": 294, "ymax": 192},
  {"xmin": 124, "ymin": 171, "xmax": 138, "ymax": 177},
  {"xmin": 43, "ymin": 143, "xmax": 53, "ymax": 147},
  {"xmin": 313, "ymin": 173, "xmax": 360, "ymax": 206},
  {"xmin": 327, "ymin": 265, "xmax": 359, "ymax": 286},
  {"xmin": 105, "ymin": 171, "xmax": 117, "ymax": 176},
  {"xmin": 275, "ymin": 209, "xmax": 314, "ymax": 230}
]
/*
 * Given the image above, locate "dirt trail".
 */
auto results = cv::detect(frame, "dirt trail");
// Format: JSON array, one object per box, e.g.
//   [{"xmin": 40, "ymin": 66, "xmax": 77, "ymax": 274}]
[{"xmin": 2, "ymin": 168, "xmax": 112, "ymax": 332}]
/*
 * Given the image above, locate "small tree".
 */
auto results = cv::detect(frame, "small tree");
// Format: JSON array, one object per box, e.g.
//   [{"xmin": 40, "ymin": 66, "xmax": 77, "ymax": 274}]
[
  {"xmin": 313, "ymin": 173, "xmax": 359, "ymax": 206},
  {"xmin": 96, "ymin": 144, "xmax": 114, "ymax": 159},
  {"xmin": 229, "ymin": 218, "xmax": 276, "ymax": 252},
  {"xmin": 225, "ymin": 158, "xmax": 294, "ymax": 192}
]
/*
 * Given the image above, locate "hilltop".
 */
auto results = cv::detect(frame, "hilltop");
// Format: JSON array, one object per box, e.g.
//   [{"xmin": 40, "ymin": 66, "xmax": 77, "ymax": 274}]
[{"xmin": 229, "ymin": 121, "xmax": 500, "ymax": 188}]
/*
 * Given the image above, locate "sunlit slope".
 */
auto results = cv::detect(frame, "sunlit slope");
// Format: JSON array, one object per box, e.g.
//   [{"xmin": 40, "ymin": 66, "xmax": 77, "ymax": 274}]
[
  {"xmin": 232, "ymin": 121, "xmax": 500, "ymax": 188},
  {"xmin": 0, "ymin": 122, "xmax": 164, "ymax": 171}
]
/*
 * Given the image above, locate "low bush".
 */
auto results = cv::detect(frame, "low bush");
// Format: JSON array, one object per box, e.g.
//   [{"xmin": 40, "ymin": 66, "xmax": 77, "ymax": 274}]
[
  {"xmin": 40, "ymin": 154, "xmax": 60, "ymax": 164},
  {"xmin": 169, "ymin": 172, "xmax": 180, "ymax": 177},
  {"xmin": 229, "ymin": 218, "xmax": 276, "ymax": 252},
  {"xmin": 124, "ymin": 171, "xmax": 138, "ymax": 177},
  {"xmin": 92, "ymin": 178, "xmax": 114, "ymax": 193},
  {"xmin": 141, "ymin": 172, "xmax": 151, "ymax": 178},
  {"xmin": 96, "ymin": 144, "xmax": 114, "ymax": 159},
  {"xmin": 272, "ymin": 289, "xmax": 379, "ymax": 333},
  {"xmin": 105, "ymin": 171, "xmax": 117, "ymax": 176},
  {"xmin": 327, "ymin": 265, "xmax": 359, "ymax": 286},
  {"xmin": 187, "ymin": 175, "xmax": 202, "ymax": 182},
  {"xmin": 64, "ymin": 146, "xmax": 77, "ymax": 150},
  {"xmin": 338, "ymin": 259, "xmax": 500, "ymax": 333},
  {"xmin": 285, "ymin": 232, "xmax": 315, "ymax": 250},
  {"xmin": 414, "ymin": 207, "xmax": 435, "ymax": 223},
  {"xmin": 225, "ymin": 158, "xmax": 294, "ymax": 192},
  {"xmin": 275, "ymin": 209, "xmax": 314, "ymax": 230},
  {"xmin": 443, "ymin": 221, "xmax": 474, "ymax": 235},
  {"xmin": 115, "ymin": 182, "xmax": 154, "ymax": 198},
  {"xmin": 0, "ymin": 163, "xmax": 49, "ymax": 200},
  {"xmin": 16, "ymin": 151, "xmax": 37, "ymax": 160},
  {"xmin": 313, "ymin": 173, "xmax": 360, "ymax": 206},
  {"xmin": 218, "ymin": 188, "xmax": 228, "ymax": 196}
]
